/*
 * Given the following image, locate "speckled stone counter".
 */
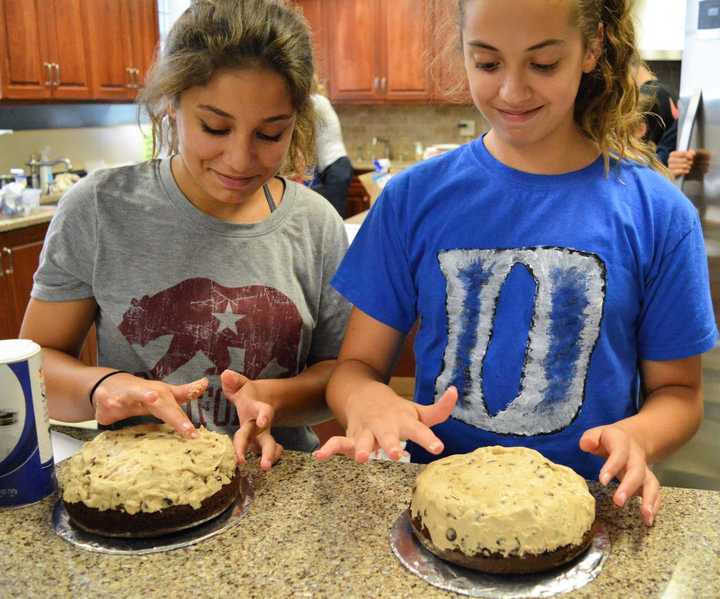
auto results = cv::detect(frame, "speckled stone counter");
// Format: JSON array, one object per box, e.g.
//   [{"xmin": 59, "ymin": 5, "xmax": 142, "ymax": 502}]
[{"xmin": 1, "ymin": 443, "xmax": 719, "ymax": 598}]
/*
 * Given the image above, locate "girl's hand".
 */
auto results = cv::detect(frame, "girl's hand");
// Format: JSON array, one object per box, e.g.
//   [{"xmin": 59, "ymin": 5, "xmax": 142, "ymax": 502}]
[
  {"xmin": 313, "ymin": 385, "xmax": 458, "ymax": 463},
  {"xmin": 92, "ymin": 372, "xmax": 207, "ymax": 439},
  {"xmin": 667, "ymin": 149, "xmax": 695, "ymax": 179},
  {"xmin": 579, "ymin": 425, "xmax": 660, "ymax": 526},
  {"xmin": 221, "ymin": 369, "xmax": 282, "ymax": 471}
]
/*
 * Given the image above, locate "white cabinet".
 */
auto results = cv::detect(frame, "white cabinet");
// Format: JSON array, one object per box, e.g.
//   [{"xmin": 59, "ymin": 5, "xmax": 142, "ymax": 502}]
[{"xmin": 633, "ymin": 0, "xmax": 687, "ymax": 60}]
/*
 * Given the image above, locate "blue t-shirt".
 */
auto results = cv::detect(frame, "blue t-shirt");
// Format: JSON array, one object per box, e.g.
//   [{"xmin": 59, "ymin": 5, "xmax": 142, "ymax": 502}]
[{"xmin": 332, "ymin": 137, "xmax": 718, "ymax": 479}]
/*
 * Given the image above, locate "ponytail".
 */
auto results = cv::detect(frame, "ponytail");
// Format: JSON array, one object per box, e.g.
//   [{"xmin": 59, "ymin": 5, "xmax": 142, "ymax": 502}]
[{"xmin": 574, "ymin": 0, "xmax": 668, "ymax": 175}]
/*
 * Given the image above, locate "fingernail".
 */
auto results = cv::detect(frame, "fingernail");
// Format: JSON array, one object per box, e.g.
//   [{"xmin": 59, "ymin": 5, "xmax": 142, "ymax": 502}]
[
  {"xmin": 430, "ymin": 442, "xmax": 442, "ymax": 453},
  {"xmin": 599, "ymin": 472, "xmax": 609, "ymax": 485},
  {"xmin": 649, "ymin": 514, "xmax": 654, "ymax": 526},
  {"xmin": 617, "ymin": 492, "xmax": 626, "ymax": 505}
]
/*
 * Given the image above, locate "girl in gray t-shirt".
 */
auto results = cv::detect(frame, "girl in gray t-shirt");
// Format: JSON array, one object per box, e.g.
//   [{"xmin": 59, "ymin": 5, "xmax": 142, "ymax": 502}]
[{"xmin": 22, "ymin": 0, "xmax": 350, "ymax": 471}]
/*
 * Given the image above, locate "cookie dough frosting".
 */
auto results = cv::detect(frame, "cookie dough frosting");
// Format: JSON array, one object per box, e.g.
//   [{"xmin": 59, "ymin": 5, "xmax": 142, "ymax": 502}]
[
  {"xmin": 410, "ymin": 446, "xmax": 595, "ymax": 558},
  {"xmin": 59, "ymin": 424, "xmax": 237, "ymax": 515}
]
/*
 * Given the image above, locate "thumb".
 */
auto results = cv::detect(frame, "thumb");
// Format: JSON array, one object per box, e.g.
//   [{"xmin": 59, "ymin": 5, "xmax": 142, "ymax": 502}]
[
  {"xmin": 419, "ymin": 385, "xmax": 457, "ymax": 427},
  {"xmin": 579, "ymin": 426, "xmax": 605, "ymax": 455},
  {"xmin": 221, "ymin": 369, "xmax": 249, "ymax": 396},
  {"xmin": 169, "ymin": 377, "xmax": 208, "ymax": 405}
]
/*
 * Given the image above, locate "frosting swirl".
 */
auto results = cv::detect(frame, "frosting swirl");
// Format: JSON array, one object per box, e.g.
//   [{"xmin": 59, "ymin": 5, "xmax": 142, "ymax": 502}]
[
  {"xmin": 410, "ymin": 446, "xmax": 595, "ymax": 557},
  {"xmin": 58, "ymin": 424, "xmax": 237, "ymax": 514}
]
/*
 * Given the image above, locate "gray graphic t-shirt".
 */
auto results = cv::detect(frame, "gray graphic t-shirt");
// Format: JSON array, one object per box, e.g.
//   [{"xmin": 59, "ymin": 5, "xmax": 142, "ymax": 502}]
[{"xmin": 33, "ymin": 159, "xmax": 351, "ymax": 450}]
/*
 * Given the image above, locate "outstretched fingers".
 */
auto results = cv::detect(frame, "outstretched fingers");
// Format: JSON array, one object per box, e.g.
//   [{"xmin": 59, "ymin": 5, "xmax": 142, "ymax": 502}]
[
  {"xmin": 233, "ymin": 419, "xmax": 258, "ymax": 464},
  {"xmin": 140, "ymin": 388, "xmax": 198, "ymax": 439},
  {"xmin": 314, "ymin": 435, "xmax": 358, "ymax": 461},
  {"xmin": 255, "ymin": 431, "xmax": 283, "ymax": 471},
  {"xmin": 639, "ymin": 474, "xmax": 661, "ymax": 526},
  {"xmin": 418, "ymin": 386, "xmax": 457, "ymax": 427},
  {"xmin": 220, "ymin": 369, "xmax": 248, "ymax": 397}
]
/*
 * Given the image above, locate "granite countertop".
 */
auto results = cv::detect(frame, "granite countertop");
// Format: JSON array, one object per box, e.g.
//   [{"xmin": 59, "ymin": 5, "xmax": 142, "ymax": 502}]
[
  {"xmin": 0, "ymin": 206, "xmax": 56, "ymax": 233},
  {"xmin": 2, "ymin": 438, "xmax": 719, "ymax": 598}
]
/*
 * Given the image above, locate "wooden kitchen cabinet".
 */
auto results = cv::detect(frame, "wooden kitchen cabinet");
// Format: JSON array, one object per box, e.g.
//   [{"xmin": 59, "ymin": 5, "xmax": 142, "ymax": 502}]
[
  {"xmin": 0, "ymin": 223, "xmax": 48, "ymax": 340},
  {"xmin": 326, "ymin": 0, "xmax": 431, "ymax": 102},
  {"xmin": 126, "ymin": 0, "xmax": 160, "ymax": 91},
  {"xmin": 346, "ymin": 169, "xmax": 372, "ymax": 217},
  {"xmin": 293, "ymin": 0, "xmax": 329, "ymax": 86},
  {"xmin": 83, "ymin": 0, "xmax": 158, "ymax": 100},
  {"xmin": 0, "ymin": 222, "xmax": 96, "ymax": 365},
  {"xmin": 0, "ymin": 0, "xmax": 92, "ymax": 100}
]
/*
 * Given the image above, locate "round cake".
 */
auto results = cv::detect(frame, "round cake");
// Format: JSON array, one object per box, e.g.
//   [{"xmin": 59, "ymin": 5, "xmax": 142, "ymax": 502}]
[
  {"xmin": 58, "ymin": 424, "xmax": 240, "ymax": 538},
  {"xmin": 410, "ymin": 446, "xmax": 596, "ymax": 574}
]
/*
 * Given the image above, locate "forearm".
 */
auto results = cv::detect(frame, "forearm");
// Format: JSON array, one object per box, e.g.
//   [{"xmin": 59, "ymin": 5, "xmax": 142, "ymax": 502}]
[
  {"xmin": 326, "ymin": 358, "xmax": 388, "ymax": 428},
  {"xmin": 252, "ymin": 360, "xmax": 339, "ymax": 426},
  {"xmin": 42, "ymin": 347, "xmax": 116, "ymax": 422},
  {"xmin": 614, "ymin": 383, "xmax": 703, "ymax": 463}
]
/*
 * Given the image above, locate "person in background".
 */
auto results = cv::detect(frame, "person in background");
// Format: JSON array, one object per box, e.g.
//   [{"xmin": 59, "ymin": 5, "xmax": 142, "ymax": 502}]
[
  {"xmin": 314, "ymin": 0, "xmax": 717, "ymax": 528},
  {"xmin": 310, "ymin": 81, "xmax": 354, "ymax": 218},
  {"xmin": 667, "ymin": 148, "xmax": 712, "ymax": 181},
  {"xmin": 633, "ymin": 58, "xmax": 678, "ymax": 166},
  {"xmin": 20, "ymin": 0, "xmax": 350, "ymax": 470}
]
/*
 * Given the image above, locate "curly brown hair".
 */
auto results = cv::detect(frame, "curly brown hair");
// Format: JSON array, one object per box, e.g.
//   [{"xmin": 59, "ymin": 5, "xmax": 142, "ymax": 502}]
[
  {"xmin": 139, "ymin": 0, "xmax": 315, "ymax": 176},
  {"xmin": 572, "ymin": 0, "xmax": 666, "ymax": 173},
  {"xmin": 454, "ymin": 0, "xmax": 667, "ymax": 174}
]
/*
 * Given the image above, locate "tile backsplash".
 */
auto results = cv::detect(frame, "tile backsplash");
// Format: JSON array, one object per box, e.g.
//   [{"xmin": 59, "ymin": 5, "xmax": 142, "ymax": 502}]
[{"xmin": 336, "ymin": 104, "xmax": 487, "ymax": 164}]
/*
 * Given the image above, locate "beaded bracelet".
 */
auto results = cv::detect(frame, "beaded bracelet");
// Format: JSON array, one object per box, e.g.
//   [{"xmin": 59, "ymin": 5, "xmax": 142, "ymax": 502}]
[{"xmin": 89, "ymin": 370, "xmax": 130, "ymax": 408}]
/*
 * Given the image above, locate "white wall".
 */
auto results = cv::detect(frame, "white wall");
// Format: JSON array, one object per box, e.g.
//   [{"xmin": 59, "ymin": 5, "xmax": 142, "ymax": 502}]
[
  {"xmin": 157, "ymin": 0, "xmax": 191, "ymax": 47},
  {"xmin": 0, "ymin": 125, "xmax": 147, "ymax": 174},
  {"xmin": 633, "ymin": 0, "xmax": 687, "ymax": 59}
]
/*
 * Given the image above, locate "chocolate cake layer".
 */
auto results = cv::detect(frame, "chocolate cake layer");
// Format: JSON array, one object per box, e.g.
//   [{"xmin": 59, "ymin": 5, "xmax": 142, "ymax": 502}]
[
  {"xmin": 64, "ymin": 471, "xmax": 241, "ymax": 538},
  {"xmin": 411, "ymin": 513, "xmax": 595, "ymax": 575}
]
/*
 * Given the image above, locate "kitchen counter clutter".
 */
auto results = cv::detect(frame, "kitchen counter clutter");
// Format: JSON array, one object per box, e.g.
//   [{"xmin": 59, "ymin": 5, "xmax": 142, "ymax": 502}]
[
  {"xmin": 2, "ymin": 438, "xmax": 719, "ymax": 598},
  {"xmin": 0, "ymin": 206, "xmax": 55, "ymax": 233}
]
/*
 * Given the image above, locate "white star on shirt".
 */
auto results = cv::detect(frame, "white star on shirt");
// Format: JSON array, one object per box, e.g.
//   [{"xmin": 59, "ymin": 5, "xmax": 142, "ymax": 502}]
[{"xmin": 213, "ymin": 304, "xmax": 245, "ymax": 334}]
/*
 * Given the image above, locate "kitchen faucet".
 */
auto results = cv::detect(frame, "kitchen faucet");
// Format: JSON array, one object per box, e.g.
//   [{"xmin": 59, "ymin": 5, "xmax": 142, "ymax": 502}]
[
  {"xmin": 371, "ymin": 136, "xmax": 393, "ymax": 160},
  {"xmin": 25, "ymin": 155, "xmax": 73, "ymax": 191}
]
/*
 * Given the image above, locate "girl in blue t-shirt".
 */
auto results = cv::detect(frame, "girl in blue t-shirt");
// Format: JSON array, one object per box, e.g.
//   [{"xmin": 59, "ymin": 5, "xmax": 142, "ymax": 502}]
[{"xmin": 314, "ymin": 0, "xmax": 718, "ymax": 527}]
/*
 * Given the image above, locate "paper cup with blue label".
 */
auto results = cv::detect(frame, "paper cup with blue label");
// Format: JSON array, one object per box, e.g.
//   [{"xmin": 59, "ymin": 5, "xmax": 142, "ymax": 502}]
[{"xmin": 0, "ymin": 339, "xmax": 55, "ymax": 507}]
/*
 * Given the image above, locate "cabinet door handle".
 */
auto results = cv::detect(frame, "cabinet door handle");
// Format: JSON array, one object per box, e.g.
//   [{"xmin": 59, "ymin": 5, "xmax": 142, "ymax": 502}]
[
  {"xmin": 133, "ymin": 68, "xmax": 141, "ymax": 88},
  {"xmin": 2, "ymin": 248, "xmax": 13, "ymax": 275},
  {"xmin": 126, "ymin": 67, "xmax": 135, "ymax": 89},
  {"xmin": 373, "ymin": 76, "xmax": 379, "ymax": 92},
  {"xmin": 52, "ymin": 63, "xmax": 60, "ymax": 86},
  {"xmin": 43, "ymin": 62, "xmax": 53, "ymax": 87},
  {"xmin": 381, "ymin": 77, "xmax": 387, "ymax": 92}
]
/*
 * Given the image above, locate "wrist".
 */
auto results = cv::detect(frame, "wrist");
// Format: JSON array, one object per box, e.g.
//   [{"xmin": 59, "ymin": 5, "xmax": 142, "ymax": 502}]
[{"xmin": 88, "ymin": 369, "xmax": 131, "ymax": 408}]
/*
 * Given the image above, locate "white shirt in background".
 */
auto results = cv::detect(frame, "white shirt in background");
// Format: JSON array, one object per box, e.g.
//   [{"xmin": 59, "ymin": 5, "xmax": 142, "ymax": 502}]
[{"xmin": 311, "ymin": 94, "xmax": 348, "ymax": 172}]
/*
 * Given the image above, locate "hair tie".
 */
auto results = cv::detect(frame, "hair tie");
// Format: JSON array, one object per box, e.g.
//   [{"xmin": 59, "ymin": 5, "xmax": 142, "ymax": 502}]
[{"xmin": 89, "ymin": 370, "xmax": 131, "ymax": 408}]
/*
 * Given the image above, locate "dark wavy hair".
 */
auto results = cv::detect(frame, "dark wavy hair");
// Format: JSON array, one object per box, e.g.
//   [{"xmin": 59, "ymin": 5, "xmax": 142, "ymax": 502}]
[{"xmin": 139, "ymin": 0, "xmax": 315, "ymax": 176}]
